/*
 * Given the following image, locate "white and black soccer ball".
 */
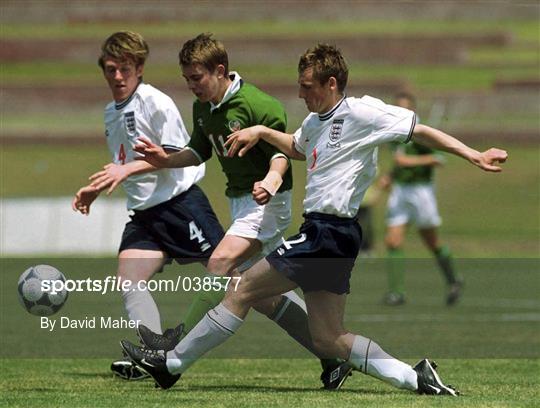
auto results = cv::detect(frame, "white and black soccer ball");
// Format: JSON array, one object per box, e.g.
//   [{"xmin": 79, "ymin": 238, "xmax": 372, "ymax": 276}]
[{"xmin": 17, "ymin": 265, "xmax": 68, "ymax": 316}]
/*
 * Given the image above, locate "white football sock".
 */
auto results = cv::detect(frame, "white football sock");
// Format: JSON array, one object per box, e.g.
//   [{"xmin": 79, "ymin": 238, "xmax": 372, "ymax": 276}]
[
  {"xmin": 349, "ymin": 335, "xmax": 418, "ymax": 390},
  {"xmin": 122, "ymin": 283, "xmax": 162, "ymax": 334},
  {"xmin": 166, "ymin": 303, "xmax": 243, "ymax": 375}
]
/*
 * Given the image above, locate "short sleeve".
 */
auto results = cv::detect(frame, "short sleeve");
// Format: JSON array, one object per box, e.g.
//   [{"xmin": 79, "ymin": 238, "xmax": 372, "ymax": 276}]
[
  {"xmin": 158, "ymin": 106, "xmax": 190, "ymax": 151},
  {"xmin": 146, "ymin": 94, "xmax": 190, "ymax": 150},
  {"xmin": 249, "ymin": 92, "xmax": 290, "ymax": 162},
  {"xmin": 250, "ymin": 90, "xmax": 287, "ymax": 133},
  {"xmin": 371, "ymin": 104, "xmax": 416, "ymax": 144},
  {"xmin": 292, "ymin": 127, "xmax": 305, "ymax": 155},
  {"xmin": 186, "ymin": 122, "xmax": 212, "ymax": 163},
  {"xmin": 355, "ymin": 96, "xmax": 416, "ymax": 147}
]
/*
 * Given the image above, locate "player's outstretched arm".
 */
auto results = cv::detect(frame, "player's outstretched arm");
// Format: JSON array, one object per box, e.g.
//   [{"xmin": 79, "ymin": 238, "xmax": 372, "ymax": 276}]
[
  {"xmin": 72, "ymin": 160, "xmax": 141, "ymax": 213},
  {"xmin": 225, "ymin": 125, "xmax": 305, "ymax": 160},
  {"xmin": 73, "ymin": 160, "xmax": 141, "ymax": 214},
  {"xmin": 133, "ymin": 136, "xmax": 201, "ymax": 168},
  {"xmin": 412, "ymin": 124, "xmax": 507, "ymax": 172},
  {"xmin": 88, "ymin": 161, "xmax": 157, "ymax": 195}
]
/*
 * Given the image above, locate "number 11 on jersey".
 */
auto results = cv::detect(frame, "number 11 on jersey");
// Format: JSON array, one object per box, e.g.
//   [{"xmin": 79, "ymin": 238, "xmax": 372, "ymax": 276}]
[{"xmin": 209, "ymin": 134, "xmax": 229, "ymax": 157}]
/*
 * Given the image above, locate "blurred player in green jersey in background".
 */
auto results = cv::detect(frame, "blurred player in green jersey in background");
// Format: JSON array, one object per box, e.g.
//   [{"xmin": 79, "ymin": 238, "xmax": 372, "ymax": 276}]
[{"xmin": 383, "ymin": 91, "xmax": 463, "ymax": 306}]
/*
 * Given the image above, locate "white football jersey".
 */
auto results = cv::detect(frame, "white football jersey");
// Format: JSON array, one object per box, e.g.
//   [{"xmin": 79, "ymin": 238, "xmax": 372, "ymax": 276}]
[
  {"xmin": 104, "ymin": 83, "xmax": 205, "ymax": 210},
  {"xmin": 293, "ymin": 95, "xmax": 416, "ymax": 218}
]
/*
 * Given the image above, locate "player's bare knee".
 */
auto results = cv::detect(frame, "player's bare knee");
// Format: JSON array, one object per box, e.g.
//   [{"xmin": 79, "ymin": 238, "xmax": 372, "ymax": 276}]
[
  {"xmin": 224, "ymin": 282, "xmax": 256, "ymax": 308},
  {"xmin": 207, "ymin": 251, "xmax": 236, "ymax": 276},
  {"xmin": 117, "ymin": 263, "xmax": 152, "ymax": 285},
  {"xmin": 116, "ymin": 272, "xmax": 145, "ymax": 292},
  {"xmin": 235, "ymin": 284, "xmax": 258, "ymax": 306},
  {"xmin": 116, "ymin": 263, "xmax": 135, "ymax": 283}
]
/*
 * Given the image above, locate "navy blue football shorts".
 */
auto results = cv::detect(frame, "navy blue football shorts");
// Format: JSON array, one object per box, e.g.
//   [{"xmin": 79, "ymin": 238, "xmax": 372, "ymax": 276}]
[
  {"xmin": 266, "ymin": 212, "xmax": 362, "ymax": 295},
  {"xmin": 119, "ymin": 184, "xmax": 224, "ymax": 265}
]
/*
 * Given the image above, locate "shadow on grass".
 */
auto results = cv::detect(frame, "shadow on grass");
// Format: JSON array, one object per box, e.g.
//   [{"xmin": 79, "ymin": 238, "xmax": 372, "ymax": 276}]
[
  {"xmin": 160, "ymin": 384, "xmax": 395, "ymax": 395},
  {"xmin": 68, "ymin": 371, "xmax": 396, "ymax": 396}
]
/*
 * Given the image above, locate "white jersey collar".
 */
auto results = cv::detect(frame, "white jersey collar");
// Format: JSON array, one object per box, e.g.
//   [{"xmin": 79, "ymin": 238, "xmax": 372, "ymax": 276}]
[
  {"xmin": 115, "ymin": 81, "xmax": 143, "ymax": 110},
  {"xmin": 210, "ymin": 71, "xmax": 242, "ymax": 112},
  {"xmin": 318, "ymin": 95, "xmax": 346, "ymax": 121}
]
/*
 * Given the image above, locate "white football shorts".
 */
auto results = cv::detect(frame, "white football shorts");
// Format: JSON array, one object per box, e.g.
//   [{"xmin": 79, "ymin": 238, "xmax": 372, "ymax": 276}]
[
  {"xmin": 386, "ymin": 183, "xmax": 442, "ymax": 228},
  {"xmin": 227, "ymin": 190, "xmax": 292, "ymax": 270}
]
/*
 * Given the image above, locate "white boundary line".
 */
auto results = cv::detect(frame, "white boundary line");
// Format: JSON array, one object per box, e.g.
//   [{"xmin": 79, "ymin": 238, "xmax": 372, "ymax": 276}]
[
  {"xmin": 350, "ymin": 297, "xmax": 540, "ymax": 309},
  {"xmin": 347, "ymin": 312, "xmax": 540, "ymax": 323}
]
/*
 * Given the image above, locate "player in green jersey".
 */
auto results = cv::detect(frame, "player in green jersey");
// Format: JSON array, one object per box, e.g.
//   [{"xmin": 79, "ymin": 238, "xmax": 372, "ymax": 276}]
[
  {"xmin": 134, "ymin": 33, "xmax": 349, "ymax": 389},
  {"xmin": 383, "ymin": 91, "xmax": 462, "ymax": 306}
]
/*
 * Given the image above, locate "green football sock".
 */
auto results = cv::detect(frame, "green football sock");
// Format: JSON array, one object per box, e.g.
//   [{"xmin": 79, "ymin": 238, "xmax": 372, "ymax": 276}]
[
  {"xmin": 182, "ymin": 283, "xmax": 225, "ymax": 334},
  {"xmin": 387, "ymin": 248, "xmax": 405, "ymax": 295},
  {"xmin": 434, "ymin": 246, "xmax": 458, "ymax": 285}
]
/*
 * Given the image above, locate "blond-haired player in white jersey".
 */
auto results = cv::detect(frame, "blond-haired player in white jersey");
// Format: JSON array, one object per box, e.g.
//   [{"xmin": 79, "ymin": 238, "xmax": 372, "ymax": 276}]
[
  {"xmin": 121, "ymin": 44, "xmax": 507, "ymax": 395},
  {"xmin": 72, "ymin": 32, "xmax": 225, "ymax": 380}
]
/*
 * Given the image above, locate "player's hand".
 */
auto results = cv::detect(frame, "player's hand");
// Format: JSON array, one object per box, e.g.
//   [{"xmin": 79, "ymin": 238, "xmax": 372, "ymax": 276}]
[
  {"xmin": 89, "ymin": 163, "xmax": 129, "ymax": 195},
  {"xmin": 133, "ymin": 136, "xmax": 170, "ymax": 167},
  {"xmin": 72, "ymin": 185, "xmax": 99, "ymax": 215},
  {"xmin": 225, "ymin": 126, "xmax": 263, "ymax": 158},
  {"xmin": 473, "ymin": 148, "xmax": 508, "ymax": 172},
  {"xmin": 252, "ymin": 181, "xmax": 272, "ymax": 205}
]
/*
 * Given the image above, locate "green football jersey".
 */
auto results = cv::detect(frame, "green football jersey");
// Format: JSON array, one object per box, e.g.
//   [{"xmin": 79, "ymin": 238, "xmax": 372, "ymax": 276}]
[
  {"xmin": 391, "ymin": 141, "xmax": 436, "ymax": 184},
  {"xmin": 187, "ymin": 78, "xmax": 293, "ymax": 197}
]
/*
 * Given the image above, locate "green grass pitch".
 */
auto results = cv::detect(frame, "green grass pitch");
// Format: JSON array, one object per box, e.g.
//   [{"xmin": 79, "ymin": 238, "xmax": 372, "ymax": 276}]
[{"xmin": 2, "ymin": 359, "xmax": 539, "ymax": 407}]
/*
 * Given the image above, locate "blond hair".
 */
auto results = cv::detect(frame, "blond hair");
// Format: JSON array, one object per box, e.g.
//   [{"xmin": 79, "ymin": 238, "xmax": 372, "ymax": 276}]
[
  {"xmin": 298, "ymin": 44, "xmax": 348, "ymax": 93},
  {"xmin": 98, "ymin": 31, "xmax": 149, "ymax": 69},
  {"xmin": 179, "ymin": 33, "xmax": 228, "ymax": 74}
]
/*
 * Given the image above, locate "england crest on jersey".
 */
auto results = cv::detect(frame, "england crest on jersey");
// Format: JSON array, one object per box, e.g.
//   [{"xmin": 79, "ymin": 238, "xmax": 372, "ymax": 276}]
[
  {"xmin": 124, "ymin": 111, "xmax": 136, "ymax": 136},
  {"xmin": 327, "ymin": 119, "xmax": 344, "ymax": 148}
]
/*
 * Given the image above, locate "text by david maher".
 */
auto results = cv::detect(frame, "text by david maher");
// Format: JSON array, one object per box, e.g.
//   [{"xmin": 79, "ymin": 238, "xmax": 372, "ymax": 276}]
[{"xmin": 41, "ymin": 316, "xmax": 140, "ymax": 331}]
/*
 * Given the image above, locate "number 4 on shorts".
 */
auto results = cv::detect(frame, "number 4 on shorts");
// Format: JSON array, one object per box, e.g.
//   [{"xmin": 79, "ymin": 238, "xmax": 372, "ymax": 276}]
[
  {"xmin": 189, "ymin": 221, "xmax": 206, "ymax": 243},
  {"xmin": 189, "ymin": 221, "xmax": 211, "ymax": 252}
]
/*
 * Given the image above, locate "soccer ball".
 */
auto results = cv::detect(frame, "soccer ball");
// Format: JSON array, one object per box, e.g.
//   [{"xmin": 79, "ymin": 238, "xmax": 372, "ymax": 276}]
[{"xmin": 17, "ymin": 265, "xmax": 68, "ymax": 316}]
